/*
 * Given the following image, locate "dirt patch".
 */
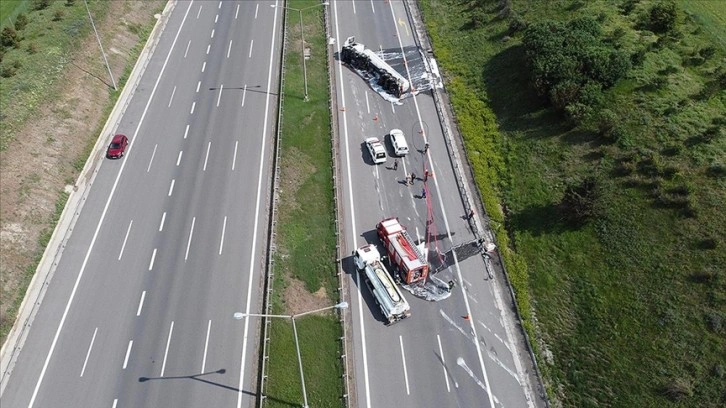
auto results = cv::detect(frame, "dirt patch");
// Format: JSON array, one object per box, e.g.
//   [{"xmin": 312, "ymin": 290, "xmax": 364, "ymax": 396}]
[
  {"xmin": 282, "ymin": 277, "xmax": 331, "ymax": 316},
  {"xmin": 0, "ymin": 1, "xmax": 164, "ymax": 341}
]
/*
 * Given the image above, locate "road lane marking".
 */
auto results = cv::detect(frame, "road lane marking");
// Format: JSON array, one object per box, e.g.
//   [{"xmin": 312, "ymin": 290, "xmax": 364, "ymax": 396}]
[
  {"xmin": 185, "ymin": 217, "xmax": 196, "ymax": 261},
  {"xmin": 118, "ymin": 220, "xmax": 133, "ymax": 260},
  {"xmin": 112, "ymin": 399, "xmax": 118, "ymax": 408},
  {"xmin": 168, "ymin": 179, "xmax": 175, "ymax": 196},
  {"xmin": 201, "ymin": 61, "xmax": 206, "ymax": 73},
  {"xmin": 176, "ymin": 150, "xmax": 183, "ymax": 166},
  {"xmin": 457, "ymin": 357, "xmax": 503, "ymax": 406},
  {"xmin": 231, "ymin": 140, "xmax": 239, "ymax": 170},
  {"xmin": 235, "ymin": 4, "xmax": 239, "ymax": 19},
  {"xmin": 201, "ymin": 320, "xmax": 212, "ymax": 373},
  {"xmin": 241, "ymin": 84, "xmax": 247, "ymax": 107},
  {"xmin": 218, "ymin": 1, "xmax": 222, "ymax": 9},
  {"xmin": 184, "ymin": 40, "xmax": 191, "ymax": 58},
  {"xmin": 206, "ymin": 44, "xmax": 211, "ymax": 55},
  {"xmin": 146, "ymin": 144, "xmax": 158, "ymax": 172},
  {"xmin": 168, "ymin": 85, "xmax": 176, "ymax": 107},
  {"xmin": 196, "ymin": 81, "xmax": 201, "ymax": 93},
  {"xmin": 26, "ymin": 2, "xmax": 196, "ymax": 405},
  {"xmin": 365, "ymin": 92, "xmax": 370, "ymax": 113},
  {"xmin": 122, "ymin": 340, "xmax": 133, "ymax": 370},
  {"xmin": 399, "ymin": 336, "xmax": 410, "ymax": 395},
  {"xmin": 219, "ymin": 216, "xmax": 227, "ymax": 255},
  {"xmin": 370, "ymin": 0, "xmax": 375, "ymax": 13},
  {"xmin": 204, "ymin": 142, "xmax": 211, "ymax": 171},
  {"xmin": 161, "ymin": 321, "xmax": 174, "ymax": 377},
  {"xmin": 437, "ymin": 334, "xmax": 451, "ymax": 392},
  {"xmin": 136, "ymin": 291, "xmax": 146, "ymax": 316},
  {"xmin": 332, "ymin": 1, "xmax": 371, "ymax": 405},
  {"xmin": 159, "ymin": 212, "xmax": 167, "ymax": 231},
  {"xmin": 248, "ymin": 40, "xmax": 253, "ymax": 58},
  {"xmin": 191, "ymin": 100, "xmax": 197, "ymax": 113},
  {"xmin": 184, "ymin": 124, "xmax": 190, "ymax": 139},
  {"xmin": 217, "ymin": 84, "xmax": 223, "ymax": 107},
  {"xmin": 227, "ymin": 40, "xmax": 233, "ymax": 58},
  {"xmin": 237, "ymin": 4, "xmax": 280, "ymax": 406},
  {"xmin": 149, "ymin": 248, "xmax": 157, "ymax": 271},
  {"xmin": 80, "ymin": 327, "xmax": 98, "ymax": 377},
  {"xmin": 196, "ymin": 4, "xmax": 202, "ymax": 19},
  {"xmin": 254, "ymin": 3, "xmax": 259, "ymax": 19},
  {"xmin": 214, "ymin": 14, "xmax": 218, "ymax": 23},
  {"xmin": 211, "ymin": 28, "xmax": 215, "ymax": 39}
]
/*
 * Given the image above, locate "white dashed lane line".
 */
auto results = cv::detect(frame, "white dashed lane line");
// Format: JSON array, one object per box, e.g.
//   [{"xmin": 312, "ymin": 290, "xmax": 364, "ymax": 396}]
[
  {"xmin": 148, "ymin": 248, "xmax": 157, "ymax": 271},
  {"xmin": 185, "ymin": 217, "xmax": 196, "ymax": 261},
  {"xmin": 136, "ymin": 291, "xmax": 146, "ymax": 317},
  {"xmin": 122, "ymin": 340, "xmax": 133, "ymax": 370},
  {"xmin": 118, "ymin": 220, "xmax": 133, "ymax": 260},
  {"xmin": 159, "ymin": 212, "xmax": 166, "ymax": 232},
  {"xmin": 146, "ymin": 144, "xmax": 158, "ymax": 172}
]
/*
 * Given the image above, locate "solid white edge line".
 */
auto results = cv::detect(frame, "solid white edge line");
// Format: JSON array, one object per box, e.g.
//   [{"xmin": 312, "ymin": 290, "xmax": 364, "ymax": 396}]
[
  {"xmin": 201, "ymin": 320, "xmax": 211, "ymax": 373},
  {"xmin": 185, "ymin": 217, "xmax": 196, "ymax": 261},
  {"xmin": 148, "ymin": 248, "xmax": 157, "ymax": 271},
  {"xmin": 219, "ymin": 216, "xmax": 227, "ymax": 255},
  {"xmin": 437, "ymin": 334, "xmax": 451, "ymax": 392},
  {"xmin": 236, "ymin": 2, "xmax": 279, "ymax": 406},
  {"xmin": 203, "ymin": 142, "xmax": 211, "ymax": 171},
  {"xmin": 118, "ymin": 220, "xmax": 133, "ymax": 260},
  {"xmin": 386, "ymin": 2, "xmax": 497, "ymax": 406},
  {"xmin": 122, "ymin": 340, "xmax": 133, "ymax": 370},
  {"xmin": 146, "ymin": 144, "xmax": 158, "ymax": 172},
  {"xmin": 399, "ymin": 336, "xmax": 410, "ymax": 395},
  {"xmin": 159, "ymin": 212, "xmax": 167, "ymax": 231},
  {"xmin": 168, "ymin": 85, "xmax": 176, "ymax": 107},
  {"xmin": 231, "ymin": 140, "xmax": 238, "ymax": 170},
  {"xmin": 160, "ymin": 321, "xmax": 174, "ymax": 377},
  {"xmin": 168, "ymin": 179, "xmax": 175, "ymax": 196},
  {"xmin": 332, "ymin": 1, "xmax": 371, "ymax": 406},
  {"xmin": 136, "ymin": 291, "xmax": 146, "ymax": 317},
  {"xmin": 79, "ymin": 327, "xmax": 98, "ymax": 377},
  {"xmin": 25, "ymin": 3, "xmax": 195, "ymax": 405}
]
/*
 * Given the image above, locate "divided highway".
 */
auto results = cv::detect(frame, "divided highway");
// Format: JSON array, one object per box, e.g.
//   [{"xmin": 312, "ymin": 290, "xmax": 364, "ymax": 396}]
[
  {"xmin": 330, "ymin": 1, "xmax": 546, "ymax": 408},
  {"xmin": 1, "ymin": 1, "xmax": 281, "ymax": 407}
]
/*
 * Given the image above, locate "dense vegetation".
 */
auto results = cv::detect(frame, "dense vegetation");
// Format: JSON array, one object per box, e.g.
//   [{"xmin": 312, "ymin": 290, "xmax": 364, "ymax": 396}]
[{"xmin": 419, "ymin": 0, "xmax": 725, "ymax": 406}]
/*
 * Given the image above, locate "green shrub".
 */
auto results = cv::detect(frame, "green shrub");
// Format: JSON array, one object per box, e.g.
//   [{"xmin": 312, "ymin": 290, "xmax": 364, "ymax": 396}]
[
  {"xmin": 1, "ymin": 27, "xmax": 19, "ymax": 48},
  {"xmin": 33, "ymin": 0, "xmax": 52, "ymax": 11},
  {"xmin": 15, "ymin": 14, "xmax": 29, "ymax": 31},
  {"xmin": 648, "ymin": 0, "xmax": 678, "ymax": 34},
  {"xmin": 53, "ymin": 10, "xmax": 65, "ymax": 22},
  {"xmin": 661, "ymin": 377, "xmax": 693, "ymax": 401},
  {"xmin": 1, "ymin": 64, "xmax": 17, "ymax": 78}
]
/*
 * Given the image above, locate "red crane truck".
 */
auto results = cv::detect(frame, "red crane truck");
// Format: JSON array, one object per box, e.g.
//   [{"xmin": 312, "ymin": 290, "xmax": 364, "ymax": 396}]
[{"xmin": 376, "ymin": 217, "xmax": 429, "ymax": 285}]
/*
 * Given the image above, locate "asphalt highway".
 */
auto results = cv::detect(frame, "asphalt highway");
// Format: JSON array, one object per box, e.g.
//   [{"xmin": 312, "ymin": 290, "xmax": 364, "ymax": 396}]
[
  {"xmin": 330, "ymin": 1, "xmax": 546, "ymax": 408},
  {"xmin": 1, "ymin": 1, "xmax": 280, "ymax": 407}
]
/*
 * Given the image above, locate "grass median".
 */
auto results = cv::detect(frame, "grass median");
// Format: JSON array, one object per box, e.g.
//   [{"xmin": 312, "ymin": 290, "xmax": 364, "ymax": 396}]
[{"xmin": 264, "ymin": 1, "xmax": 344, "ymax": 407}]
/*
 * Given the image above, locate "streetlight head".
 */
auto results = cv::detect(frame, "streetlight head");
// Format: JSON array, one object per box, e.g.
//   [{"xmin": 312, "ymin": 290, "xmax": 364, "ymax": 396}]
[
  {"xmin": 336, "ymin": 301, "xmax": 349, "ymax": 310},
  {"xmin": 322, "ymin": 1, "xmax": 330, "ymax": 5},
  {"xmin": 233, "ymin": 312, "xmax": 246, "ymax": 320}
]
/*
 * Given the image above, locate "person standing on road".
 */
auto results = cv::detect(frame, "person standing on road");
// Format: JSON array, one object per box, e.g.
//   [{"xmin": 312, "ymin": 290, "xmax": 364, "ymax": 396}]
[
  {"xmin": 393, "ymin": 159, "xmax": 398, "ymax": 171},
  {"xmin": 410, "ymin": 172, "xmax": 416, "ymax": 185},
  {"xmin": 424, "ymin": 142, "xmax": 430, "ymax": 154},
  {"xmin": 421, "ymin": 187, "xmax": 427, "ymax": 199}
]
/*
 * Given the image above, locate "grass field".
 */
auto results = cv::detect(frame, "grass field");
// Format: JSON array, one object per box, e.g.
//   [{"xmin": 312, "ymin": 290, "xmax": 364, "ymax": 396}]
[
  {"xmin": 264, "ymin": 1, "xmax": 344, "ymax": 407},
  {"xmin": 0, "ymin": 0, "xmax": 28, "ymax": 29},
  {"xmin": 419, "ymin": 0, "xmax": 725, "ymax": 406}
]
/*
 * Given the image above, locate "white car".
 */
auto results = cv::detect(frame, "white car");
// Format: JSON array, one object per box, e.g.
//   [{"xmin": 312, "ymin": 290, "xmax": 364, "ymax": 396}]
[
  {"xmin": 388, "ymin": 129, "xmax": 409, "ymax": 156},
  {"xmin": 365, "ymin": 137, "xmax": 387, "ymax": 164}
]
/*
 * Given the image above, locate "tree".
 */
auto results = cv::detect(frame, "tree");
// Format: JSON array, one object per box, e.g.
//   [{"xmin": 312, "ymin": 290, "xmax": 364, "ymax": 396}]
[
  {"xmin": 559, "ymin": 177, "xmax": 601, "ymax": 224},
  {"xmin": 648, "ymin": 0, "xmax": 678, "ymax": 34}
]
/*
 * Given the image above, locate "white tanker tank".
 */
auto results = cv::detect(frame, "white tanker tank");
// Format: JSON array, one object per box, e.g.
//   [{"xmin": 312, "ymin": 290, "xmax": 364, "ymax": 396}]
[
  {"xmin": 353, "ymin": 244, "xmax": 411, "ymax": 324},
  {"xmin": 340, "ymin": 36, "xmax": 410, "ymax": 98}
]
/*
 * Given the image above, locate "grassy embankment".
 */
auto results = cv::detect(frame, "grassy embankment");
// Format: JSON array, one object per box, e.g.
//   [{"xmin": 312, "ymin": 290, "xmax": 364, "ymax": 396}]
[
  {"xmin": 264, "ymin": 1, "xmax": 344, "ymax": 407},
  {"xmin": 0, "ymin": 0, "xmax": 162, "ymax": 343},
  {"xmin": 419, "ymin": 0, "xmax": 724, "ymax": 406}
]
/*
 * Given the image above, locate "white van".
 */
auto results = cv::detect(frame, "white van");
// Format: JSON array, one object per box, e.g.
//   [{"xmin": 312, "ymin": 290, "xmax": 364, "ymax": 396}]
[{"xmin": 389, "ymin": 129, "xmax": 409, "ymax": 156}]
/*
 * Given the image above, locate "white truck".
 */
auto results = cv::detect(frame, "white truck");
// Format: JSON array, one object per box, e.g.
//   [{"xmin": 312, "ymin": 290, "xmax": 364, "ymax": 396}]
[{"xmin": 353, "ymin": 244, "xmax": 411, "ymax": 324}]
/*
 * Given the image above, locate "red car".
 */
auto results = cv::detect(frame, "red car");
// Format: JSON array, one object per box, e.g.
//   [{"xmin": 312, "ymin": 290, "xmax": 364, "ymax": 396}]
[{"xmin": 106, "ymin": 134, "xmax": 128, "ymax": 159}]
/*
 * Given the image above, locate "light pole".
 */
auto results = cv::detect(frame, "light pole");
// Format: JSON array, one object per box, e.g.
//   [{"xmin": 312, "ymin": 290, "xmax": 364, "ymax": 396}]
[
  {"xmin": 271, "ymin": 2, "xmax": 329, "ymax": 101},
  {"xmin": 234, "ymin": 301, "xmax": 348, "ymax": 408},
  {"xmin": 83, "ymin": 0, "xmax": 116, "ymax": 90}
]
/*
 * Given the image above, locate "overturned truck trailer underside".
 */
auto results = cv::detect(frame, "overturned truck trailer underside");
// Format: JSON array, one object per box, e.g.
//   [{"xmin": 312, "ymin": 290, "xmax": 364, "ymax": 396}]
[{"xmin": 340, "ymin": 36, "xmax": 410, "ymax": 98}]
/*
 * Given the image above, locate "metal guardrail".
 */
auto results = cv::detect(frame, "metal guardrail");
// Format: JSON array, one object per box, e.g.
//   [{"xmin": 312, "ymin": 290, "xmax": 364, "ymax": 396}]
[
  {"xmin": 257, "ymin": 4, "xmax": 290, "ymax": 407},
  {"xmin": 402, "ymin": 0, "xmax": 550, "ymax": 405}
]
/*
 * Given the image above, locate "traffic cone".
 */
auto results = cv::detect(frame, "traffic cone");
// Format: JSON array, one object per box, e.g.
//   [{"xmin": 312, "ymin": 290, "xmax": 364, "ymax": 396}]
[{"xmin": 462, "ymin": 314, "xmax": 470, "ymax": 321}]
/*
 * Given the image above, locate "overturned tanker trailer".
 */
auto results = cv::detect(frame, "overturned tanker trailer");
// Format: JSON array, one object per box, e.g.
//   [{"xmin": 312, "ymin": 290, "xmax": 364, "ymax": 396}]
[{"xmin": 340, "ymin": 36, "xmax": 410, "ymax": 98}]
